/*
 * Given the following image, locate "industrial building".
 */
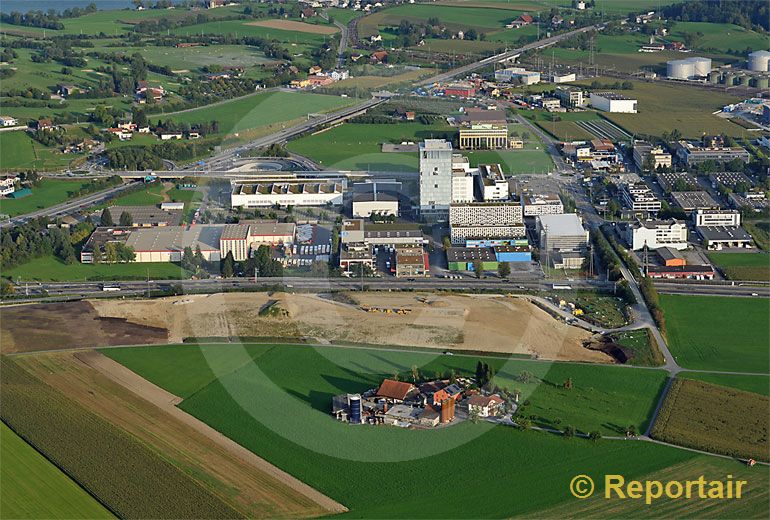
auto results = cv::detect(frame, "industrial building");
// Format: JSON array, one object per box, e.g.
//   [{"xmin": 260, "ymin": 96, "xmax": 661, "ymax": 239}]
[
  {"xmin": 555, "ymin": 86, "xmax": 585, "ymax": 108},
  {"xmin": 476, "ymin": 164, "xmax": 508, "ymax": 201},
  {"xmin": 666, "ymin": 57, "xmax": 712, "ymax": 80},
  {"xmin": 536, "ymin": 214, "xmax": 589, "ymax": 253},
  {"xmin": 674, "ymin": 140, "xmax": 750, "ymax": 166},
  {"xmin": 419, "ymin": 139, "xmax": 454, "ymax": 219},
  {"xmin": 230, "ymin": 178, "xmax": 344, "ymax": 208},
  {"xmin": 646, "ymin": 265, "xmax": 715, "ymax": 280},
  {"xmin": 104, "ymin": 205, "xmax": 182, "ymax": 227},
  {"xmin": 449, "ymin": 202, "xmax": 525, "ymax": 245},
  {"xmin": 747, "ymin": 50, "xmax": 770, "ymax": 72},
  {"xmin": 708, "ymin": 171, "xmax": 752, "ymax": 191},
  {"xmin": 625, "ymin": 219, "xmax": 688, "ymax": 251},
  {"xmin": 458, "ymin": 124, "xmax": 510, "ymax": 150},
  {"xmin": 550, "ymin": 73, "xmax": 576, "ymax": 83},
  {"xmin": 693, "ymin": 209, "xmax": 741, "ymax": 228},
  {"xmin": 521, "ymin": 193, "xmax": 563, "ymax": 216},
  {"xmin": 632, "ymin": 141, "xmax": 672, "ymax": 171},
  {"xmin": 670, "ymin": 191, "xmax": 720, "ymax": 213},
  {"xmin": 341, "ymin": 219, "xmax": 426, "ymax": 248},
  {"xmin": 696, "ymin": 226, "xmax": 753, "ymax": 250},
  {"xmin": 394, "ymin": 246, "xmax": 429, "ymax": 278},
  {"xmin": 494, "ymin": 67, "xmax": 540, "ymax": 85},
  {"xmin": 656, "ymin": 171, "xmax": 699, "ymax": 192},
  {"xmin": 447, "ymin": 247, "xmax": 498, "ymax": 271},
  {"xmin": 621, "ymin": 182, "xmax": 662, "ymax": 214},
  {"xmin": 656, "ymin": 247, "xmax": 686, "ymax": 267},
  {"xmin": 352, "ymin": 190, "xmax": 399, "ymax": 218},
  {"xmin": 589, "ymin": 92, "xmax": 637, "ymax": 113}
]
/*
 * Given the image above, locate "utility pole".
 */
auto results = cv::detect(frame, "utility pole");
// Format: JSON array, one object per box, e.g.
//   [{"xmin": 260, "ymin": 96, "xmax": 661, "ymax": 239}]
[{"xmin": 146, "ymin": 268, "xmax": 150, "ymax": 298}]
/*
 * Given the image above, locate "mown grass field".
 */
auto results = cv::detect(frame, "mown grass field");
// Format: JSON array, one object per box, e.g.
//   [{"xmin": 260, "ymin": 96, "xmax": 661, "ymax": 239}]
[
  {"xmin": 463, "ymin": 148, "xmax": 553, "ymax": 174},
  {"xmin": 577, "ymin": 78, "xmax": 748, "ymax": 138},
  {"xmin": 0, "ymin": 357, "xmax": 242, "ymax": 519},
  {"xmin": 651, "ymin": 378, "xmax": 769, "ymax": 462},
  {"xmin": 287, "ymin": 121, "xmax": 454, "ymax": 171},
  {"xmin": 358, "ymin": 4, "xmax": 523, "ymax": 37},
  {"xmin": 171, "ymin": 19, "xmax": 334, "ymax": 45},
  {"xmin": 680, "ymin": 372, "xmax": 770, "ymax": 398},
  {"xmin": 707, "ymin": 252, "xmax": 770, "ymax": 282},
  {"xmin": 0, "ymin": 132, "xmax": 78, "ymax": 172},
  {"xmin": 0, "ymin": 179, "xmax": 93, "ymax": 217},
  {"xmin": 4, "ymin": 256, "xmax": 191, "ymax": 282},
  {"xmin": 167, "ymin": 90, "xmax": 354, "ymax": 137},
  {"xmin": 660, "ymin": 294, "xmax": 770, "ymax": 373},
  {"xmin": 100, "ymin": 341, "xmax": 734, "ymax": 517},
  {"xmin": 610, "ymin": 328, "xmax": 664, "ymax": 367},
  {"xmin": 670, "ymin": 22, "xmax": 769, "ymax": 55},
  {"xmin": 0, "ymin": 422, "xmax": 113, "ymax": 520},
  {"xmin": 90, "ymin": 44, "xmax": 277, "ymax": 73}
]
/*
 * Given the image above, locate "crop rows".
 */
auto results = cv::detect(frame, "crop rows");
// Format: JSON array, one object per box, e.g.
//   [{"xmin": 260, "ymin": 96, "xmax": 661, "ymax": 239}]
[
  {"xmin": 0, "ymin": 357, "xmax": 243, "ymax": 519},
  {"xmin": 651, "ymin": 378, "xmax": 770, "ymax": 462}
]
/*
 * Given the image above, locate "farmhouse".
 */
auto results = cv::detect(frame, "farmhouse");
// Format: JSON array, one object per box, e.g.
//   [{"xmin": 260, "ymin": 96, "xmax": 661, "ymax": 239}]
[
  {"xmin": 467, "ymin": 394, "xmax": 504, "ymax": 418},
  {"xmin": 0, "ymin": 115, "xmax": 18, "ymax": 127}
]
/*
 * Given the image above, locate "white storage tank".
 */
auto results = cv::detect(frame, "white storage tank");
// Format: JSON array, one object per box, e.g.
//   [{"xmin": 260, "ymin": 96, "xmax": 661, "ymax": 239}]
[
  {"xmin": 667, "ymin": 59, "xmax": 692, "ymax": 80},
  {"xmin": 748, "ymin": 50, "xmax": 770, "ymax": 72},
  {"xmin": 690, "ymin": 57, "xmax": 712, "ymax": 77}
]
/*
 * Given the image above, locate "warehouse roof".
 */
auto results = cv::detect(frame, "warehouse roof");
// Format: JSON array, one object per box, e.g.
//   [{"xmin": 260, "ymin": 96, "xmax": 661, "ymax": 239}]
[
  {"xmin": 671, "ymin": 191, "xmax": 720, "ymax": 211},
  {"xmin": 246, "ymin": 221, "xmax": 296, "ymax": 237},
  {"xmin": 353, "ymin": 191, "xmax": 398, "ymax": 203},
  {"xmin": 696, "ymin": 226, "xmax": 752, "ymax": 242},
  {"xmin": 125, "ymin": 225, "xmax": 222, "ymax": 252},
  {"xmin": 107, "ymin": 205, "xmax": 182, "ymax": 226},
  {"xmin": 220, "ymin": 224, "xmax": 250, "ymax": 240},
  {"xmin": 537, "ymin": 213, "xmax": 586, "ymax": 236},
  {"xmin": 656, "ymin": 246, "xmax": 684, "ymax": 261},
  {"xmin": 593, "ymin": 91, "xmax": 635, "ymax": 100},
  {"xmin": 446, "ymin": 247, "xmax": 496, "ymax": 262}
]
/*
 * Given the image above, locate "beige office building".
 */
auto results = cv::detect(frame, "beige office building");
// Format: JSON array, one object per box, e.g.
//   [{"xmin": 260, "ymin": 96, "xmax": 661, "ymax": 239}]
[{"xmin": 459, "ymin": 124, "xmax": 509, "ymax": 150}]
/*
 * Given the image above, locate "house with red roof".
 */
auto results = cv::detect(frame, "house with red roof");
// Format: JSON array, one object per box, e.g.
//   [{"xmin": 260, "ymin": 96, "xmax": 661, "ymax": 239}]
[{"xmin": 376, "ymin": 379, "xmax": 417, "ymax": 402}]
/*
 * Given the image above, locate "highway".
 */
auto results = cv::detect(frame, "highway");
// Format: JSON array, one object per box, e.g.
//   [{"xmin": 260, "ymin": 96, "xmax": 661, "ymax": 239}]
[
  {"xmin": 1, "ymin": 181, "xmax": 139, "ymax": 228},
  {"xmin": 416, "ymin": 23, "xmax": 602, "ymax": 86}
]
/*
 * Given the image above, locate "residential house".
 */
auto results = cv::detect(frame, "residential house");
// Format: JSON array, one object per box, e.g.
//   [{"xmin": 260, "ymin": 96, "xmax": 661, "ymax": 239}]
[{"xmin": 467, "ymin": 394, "xmax": 504, "ymax": 417}]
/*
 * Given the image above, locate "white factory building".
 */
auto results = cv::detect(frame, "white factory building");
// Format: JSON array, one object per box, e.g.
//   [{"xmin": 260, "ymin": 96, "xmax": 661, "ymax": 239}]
[
  {"xmin": 449, "ymin": 203, "xmax": 525, "ymax": 245},
  {"xmin": 625, "ymin": 219, "xmax": 688, "ymax": 251},
  {"xmin": 494, "ymin": 67, "xmax": 541, "ymax": 85},
  {"xmin": 451, "ymin": 155, "xmax": 475, "ymax": 203},
  {"xmin": 230, "ymin": 178, "xmax": 344, "ymax": 208},
  {"xmin": 352, "ymin": 189, "xmax": 399, "ymax": 218},
  {"xmin": 589, "ymin": 92, "xmax": 638, "ymax": 113},
  {"xmin": 476, "ymin": 164, "xmax": 509, "ymax": 201},
  {"xmin": 692, "ymin": 209, "xmax": 741, "ymax": 228},
  {"xmin": 536, "ymin": 213, "xmax": 589, "ymax": 252},
  {"xmin": 521, "ymin": 193, "xmax": 563, "ymax": 216}
]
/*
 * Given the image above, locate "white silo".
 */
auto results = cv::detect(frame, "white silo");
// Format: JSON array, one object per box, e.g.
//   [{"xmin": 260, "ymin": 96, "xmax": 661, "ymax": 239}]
[
  {"xmin": 667, "ymin": 59, "xmax": 693, "ymax": 80},
  {"xmin": 748, "ymin": 50, "xmax": 770, "ymax": 72},
  {"xmin": 690, "ymin": 57, "xmax": 712, "ymax": 77}
]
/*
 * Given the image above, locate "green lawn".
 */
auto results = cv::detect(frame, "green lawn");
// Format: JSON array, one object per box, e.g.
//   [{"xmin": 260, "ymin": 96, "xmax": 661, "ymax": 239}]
[
  {"xmin": 89, "ymin": 44, "xmax": 276, "ymax": 73},
  {"xmin": 100, "ymin": 342, "xmax": 696, "ymax": 518},
  {"xmin": 707, "ymin": 252, "xmax": 770, "ymax": 281},
  {"xmin": 4, "ymin": 256, "xmax": 191, "ymax": 282},
  {"xmin": 0, "ymin": 179, "xmax": 94, "ymax": 217},
  {"xmin": 0, "ymin": 422, "xmax": 112, "ymax": 519},
  {"xmin": 661, "ymin": 294, "xmax": 770, "ymax": 373},
  {"xmin": 167, "ymin": 91, "xmax": 354, "ymax": 138},
  {"xmin": 463, "ymin": 148, "xmax": 553, "ymax": 174},
  {"xmin": 171, "ymin": 19, "xmax": 334, "ymax": 45},
  {"xmin": 680, "ymin": 372, "xmax": 770, "ymax": 398},
  {"xmin": 0, "ymin": 132, "xmax": 78, "ymax": 172},
  {"xmin": 287, "ymin": 121, "xmax": 455, "ymax": 172},
  {"xmin": 670, "ymin": 22, "xmax": 769, "ymax": 55},
  {"xmin": 106, "ymin": 183, "xmax": 166, "ymax": 207}
]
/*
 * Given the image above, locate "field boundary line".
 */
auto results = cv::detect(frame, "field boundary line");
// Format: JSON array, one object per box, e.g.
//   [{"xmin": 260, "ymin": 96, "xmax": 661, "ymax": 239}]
[{"xmin": 76, "ymin": 350, "xmax": 349, "ymax": 514}]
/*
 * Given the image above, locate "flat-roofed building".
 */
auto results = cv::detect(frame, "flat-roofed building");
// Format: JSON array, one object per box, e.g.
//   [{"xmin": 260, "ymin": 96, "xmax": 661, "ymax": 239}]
[
  {"xmin": 693, "ymin": 209, "xmax": 741, "ymax": 228},
  {"xmin": 339, "ymin": 244, "xmax": 374, "ymax": 273},
  {"xmin": 446, "ymin": 247, "xmax": 498, "ymax": 271},
  {"xmin": 656, "ymin": 171, "xmax": 699, "ymax": 192},
  {"xmin": 419, "ymin": 139, "xmax": 453, "ymax": 219},
  {"xmin": 589, "ymin": 92, "xmax": 637, "ymax": 113},
  {"xmin": 647, "ymin": 265, "xmax": 715, "ymax": 280},
  {"xmin": 230, "ymin": 179, "xmax": 344, "ymax": 208},
  {"xmin": 708, "ymin": 171, "xmax": 752, "ymax": 190},
  {"xmin": 461, "ymin": 108, "xmax": 506, "ymax": 125},
  {"xmin": 621, "ymin": 182, "xmax": 661, "ymax": 213},
  {"xmin": 105, "ymin": 205, "xmax": 182, "ymax": 227},
  {"xmin": 536, "ymin": 213, "xmax": 588, "ymax": 252},
  {"xmin": 625, "ymin": 219, "xmax": 688, "ymax": 251},
  {"xmin": 696, "ymin": 226, "xmax": 753, "ymax": 250},
  {"xmin": 451, "ymin": 156, "xmax": 475, "ymax": 203},
  {"xmin": 219, "ymin": 224, "xmax": 251, "ymax": 261},
  {"xmin": 521, "ymin": 193, "xmax": 563, "ymax": 216},
  {"xmin": 670, "ymin": 191, "xmax": 720, "ymax": 213},
  {"xmin": 476, "ymin": 164, "xmax": 508, "ymax": 201},
  {"xmin": 352, "ymin": 190, "xmax": 399, "ymax": 218},
  {"xmin": 674, "ymin": 141, "xmax": 750, "ymax": 166},
  {"xmin": 459, "ymin": 124, "xmax": 509, "ymax": 150},
  {"xmin": 450, "ymin": 202, "xmax": 524, "ymax": 245},
  {"xmin": 125, "ymin": 225, "xmax": 225, "ymax": 263},
  {"xmin": 632, "ymin": 141, "xmax": 672, "ymax": 171},
  {"xmin": 340, "ymin": 218, "xmax": 365, "ymax": 244},
  {"xmin": 656, "ymin": 246, "xmax": 686, "ymax": 267},
  {"xmin": 555, "ymin": 86, "xmax": 584, "ymax": 107}
]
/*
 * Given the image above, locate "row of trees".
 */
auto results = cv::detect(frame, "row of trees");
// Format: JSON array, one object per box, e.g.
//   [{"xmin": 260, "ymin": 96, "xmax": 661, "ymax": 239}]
[{"xmin": 0, "ymin": 218, "xmax": 95, "ymax": 271}]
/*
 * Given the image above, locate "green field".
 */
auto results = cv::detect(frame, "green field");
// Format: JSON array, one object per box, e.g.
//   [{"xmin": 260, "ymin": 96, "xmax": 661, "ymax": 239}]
[
  {"xmin": 609, "ymin": 328, "xmax": 664, "ymax": 367},
  {"xmin": 0, "ymin": 422, "xmax": 112, "ymax": 520},
  {"xmin": 0, "ymin": 132, "xmax": 79, "ymax": 172},
  {"xmin": 4, "ymin": 255, "xmax": 191, "ymax": 282},
  {"xmin": 670, "ymin": 22, "xmax": 769, "ymax": 55},
  {"xmin": 0, "ymin": 179, "xmax": 94, "ymax": 217},
  {"xmin": 680, "ymin": 372, "xmax": 770, "ymax": 398},
  {"xmin": 167, "ymin": 91, "xmax": 354, "ymax": 139},
  {"xmin": 660, "ymin": 294, "xmax": 770, "ymax": 373},
  {"xmin": 707, "ymin": 252, "xmax": 770, "ymax": 282},
  {"xmin": 577, "ymin": 78, "xmax": 747, "ymax": 138},
  {"xmin": 287, "ymin": 121, "xmax": 454, "ymax": 171},
  {"xmin": 358, "ymin": 4, "xmax": 523, "ymax": 37},
  {"xmin": 463, "ymin": 148, "xmax": 553, "ymax": 174},
  {"xmin": 100, "ymin": 341, "xmax": 739, "ymax": 517},
  {"xmin": 90, "ymin": 44, "xmax": 277, "ymax": 73},
  {"xmin": 171, "ymin": 19, "xmax": 335, "ymax": 45}
]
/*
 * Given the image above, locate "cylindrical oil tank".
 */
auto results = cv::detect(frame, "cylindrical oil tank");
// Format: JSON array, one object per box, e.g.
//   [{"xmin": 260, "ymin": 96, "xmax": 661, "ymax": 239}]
[
  {"xmin": 753, "ymin": 76, "xmax": 769, "ymax": 89},
  {"xmin": 748, "ymin": 50, "xmax": 770, "ymax": 72},
  {"xmin": 349, "ymin": 394, "xmax": 362, "ymax": 423},
  {"xmin": 708, "ymin": 71, "xmax": 721, "ymax": 83},
  {"xmin": 690, "ymin": 57, "xmax": 712, "ymax": 77},
  {"xmin": 724, "ymin": 72, "xmax": 736, "ymax": 85},
  {"xmin": 740, "ymin": 75, "xmax": 751, "ymax": 86},
  {"xmin": 666, "ymin": 59, "xmax": 692, "ymax": 80}
]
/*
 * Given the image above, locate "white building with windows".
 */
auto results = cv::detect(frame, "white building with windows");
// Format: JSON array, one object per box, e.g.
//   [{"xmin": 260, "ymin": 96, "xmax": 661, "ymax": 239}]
[
  {"xmin": 693, "ymin": 209, "xmax": 741, "ymax": 228},
  {"xmin": 521, "ymin": 193, "xmax": 563, "ymax": 216},
  {"xmin": 590, "ymin": 92, "xmax": 638, "ymax": 113},
  {"xmin": 419, "ymin": 139, "xmax": 454, "ymax": 219},
  {"xmin": 536, "ymin": 213, "xmax": 589, "ymax": 252},
  {"xmin": 621, "ymin": 182, "xmax": 662, "ymax": 213},
  {"xmin": 449, "ymin": 203, "xmax": 525, "ymax": 245},
  {"xmin": 476, "ymin": 164, "xmax": 508, "ymax": 201},
  {"xmin": 230, "ymin": 179, "xmax": 344, "ymax": 208},
  {"xmin": 626, "ymin": 219, "xmax": 688, "ymax": 251}
]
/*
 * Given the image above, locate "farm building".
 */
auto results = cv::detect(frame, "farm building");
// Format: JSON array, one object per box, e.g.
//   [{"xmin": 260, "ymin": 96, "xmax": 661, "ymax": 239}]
[{"xmin": 467, "ymin": 394, "xmax": 504, "ymax": 418}]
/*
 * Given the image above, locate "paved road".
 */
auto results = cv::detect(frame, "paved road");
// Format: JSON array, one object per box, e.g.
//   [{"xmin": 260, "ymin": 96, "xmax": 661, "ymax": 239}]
[
  {"xmin": 0, "ymin": 181, "xmax": 139, "ymax": 228},
  {"xmin": 416, "ymin": 23, "xmax": 602, "ymax": 86}
]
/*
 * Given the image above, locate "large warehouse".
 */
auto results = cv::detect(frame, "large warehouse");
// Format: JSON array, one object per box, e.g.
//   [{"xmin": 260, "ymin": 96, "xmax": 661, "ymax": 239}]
[
  {"xmin": 536, "ymin": 214, "xmax": 588, "ymax": 252},
  {"xmin": 589, "ymin": 92, "xmax": 638, "ymax": 113},
  {"xmin": 230, "ymin": 178, "xmax": 344, "ymax": 208}
]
